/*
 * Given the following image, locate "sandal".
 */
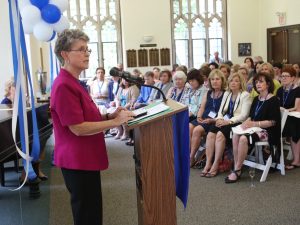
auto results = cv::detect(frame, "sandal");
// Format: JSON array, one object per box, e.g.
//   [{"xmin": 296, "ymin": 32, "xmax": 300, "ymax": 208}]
[
  {"xmin": 205, "ymin": 170, "xmax": 218, "ymax": 178},
  {"xmin": 225, "ymin": 169, "xmax": 242, "ymax": 183},
  {"xmin": 200, "ymin": 171, "xmax": 208, "ymax": 177}
]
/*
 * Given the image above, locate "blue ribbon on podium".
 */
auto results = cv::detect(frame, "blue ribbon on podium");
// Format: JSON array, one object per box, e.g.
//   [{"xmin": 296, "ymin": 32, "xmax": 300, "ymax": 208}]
[{"xmin": 172, "ymin": 109, "xmax": 190, "ymax": 208}]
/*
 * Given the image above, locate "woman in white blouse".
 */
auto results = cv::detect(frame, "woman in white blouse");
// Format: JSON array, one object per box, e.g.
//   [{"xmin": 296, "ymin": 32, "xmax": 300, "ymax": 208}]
[{"xmin": 90, "ymin": 67, "xmax": 110, "ymax": 105}]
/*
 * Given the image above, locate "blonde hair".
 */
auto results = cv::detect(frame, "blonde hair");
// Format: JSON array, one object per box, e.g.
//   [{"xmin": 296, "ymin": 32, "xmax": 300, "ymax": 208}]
[
  {"xmin": 257, "ymin": 62, "xmax": 274, "ymax": 79},
  {"xmin": 208, "ymin": 69, "xmax": 227, "ymax": 91},
  {"xmin": 227, "ymin": 72, "xmax": 246, "ymax": 92}
]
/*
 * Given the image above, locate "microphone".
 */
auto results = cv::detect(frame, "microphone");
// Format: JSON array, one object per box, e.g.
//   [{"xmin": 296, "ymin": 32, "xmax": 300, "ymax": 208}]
[
  {"xmin": 121, "ymin": 71, "xmax": 144, "ymax": 83},
  {"xmin": 109, "ymin": 67, "xmax": 121, "ymax": 77}
]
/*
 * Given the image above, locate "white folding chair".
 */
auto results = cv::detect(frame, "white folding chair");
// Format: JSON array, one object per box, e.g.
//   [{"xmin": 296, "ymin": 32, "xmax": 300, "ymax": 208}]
[{"xmin": 243, "ymin": 110, "xmax": 288, "ymax": 182}]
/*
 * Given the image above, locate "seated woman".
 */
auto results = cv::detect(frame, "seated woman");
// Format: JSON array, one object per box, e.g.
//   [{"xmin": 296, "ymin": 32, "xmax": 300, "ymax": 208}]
[
  {"xmin": 226, "ymin": 72, "xmax": 281, "ymax": 183},
  {"xmin": 219, "ymin": 64, "xmax": 231, "ymax": 80},
  {"xmin": 238, "ymin": 64, "xmax": 251, "ymax": 92},
  {"xmin": 181, "ymin": 69, "xmax": 208, "ymax": 122},
  {"xmin": 1, "ymin": 78, "xmax": 15, "ymax": 104},
  {"xmin": 189, "ymin": 69, "xmax": 226, "ymax": 167},
  {"xmin": 166, "ymin": 71, "xmax": 187, "ymax": 102},
  {"xmin": 202, "ymin": 72, "xmax": 252, "ymax": 178},
  {"xmin": 115, "ymin": 78, "xmax": 140, "ymax": 140},
  {"xmin": 90, "ymin": 67, "xmax": 110, "ymax": 110},
  {"xmin": 276, "ymin": 66, "xmax": 300, "ymax": 169},
  {"xmin": 148, "ymin": 70, "xmax": 173, "ymax": 102},
  {"xmin": 132, "ymin": 71, "xmax": 155, "ymax": 109},
  {"xmin": 250, "ymin": 62, "xmax": 281, "ymax": 97}
]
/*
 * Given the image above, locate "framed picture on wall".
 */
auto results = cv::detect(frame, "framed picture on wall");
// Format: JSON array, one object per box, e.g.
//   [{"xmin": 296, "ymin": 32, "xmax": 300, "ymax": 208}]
[{"xmin": 238, "ymin": 43, "xmax": 251, "ymax": 57}]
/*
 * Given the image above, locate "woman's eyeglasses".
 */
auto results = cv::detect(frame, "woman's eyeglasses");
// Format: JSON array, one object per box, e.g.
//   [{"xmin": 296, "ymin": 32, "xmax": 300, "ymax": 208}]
[{"xmin": 69, "ymin": 48, "xmax": 92, "ymax": 54}]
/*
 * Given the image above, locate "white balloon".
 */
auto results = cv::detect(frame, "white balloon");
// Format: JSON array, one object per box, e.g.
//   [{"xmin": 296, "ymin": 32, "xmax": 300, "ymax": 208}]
[
  {"xmin": 52, "ymin": 15, "xmax": 70, "ymax": 33},
  {"xmin": 20, "ymin": 5, "xmax": 41, "ymax": 26},
  {"xmin": 18, "ymin": 0, "xmax": 31, "ymax": 10},
  {"xmin": 33, "ymin": 21, "xmax": 54, "ymax": 42},
  {"xmin": 49, "ymin": 0, "xmax": 69, "ymax": 12},
  {"xmin": 22, "ymin": 19, "xmax": 35, "ymax": 34}
]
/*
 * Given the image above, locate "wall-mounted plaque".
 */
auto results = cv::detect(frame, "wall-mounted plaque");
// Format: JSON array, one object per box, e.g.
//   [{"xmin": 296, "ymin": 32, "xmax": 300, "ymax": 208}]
[
  {"xmin": 138, "ymin": 49, "xmax": 148, "ymax": 67},
  {"xmin": 149, "ymin": 48, "xmax": 159, "ymax": 66},
  {"xmin": 126, "ymin": 49, "xmax": 137, "ymax": 67},
  {"xmin": 160, "ymin": 48, "xmax": 170, "ymax": 66}
]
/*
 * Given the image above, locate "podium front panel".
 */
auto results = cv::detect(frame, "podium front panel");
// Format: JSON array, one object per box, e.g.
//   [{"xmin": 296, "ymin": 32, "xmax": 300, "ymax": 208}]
[{"xmin": 134, "ymin": 116, "xmax": 177, "ymax": 225}]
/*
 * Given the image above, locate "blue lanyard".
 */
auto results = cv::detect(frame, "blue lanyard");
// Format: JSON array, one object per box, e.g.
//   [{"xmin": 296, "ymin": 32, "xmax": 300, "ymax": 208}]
[
  {"xmin": 171, "ymin": 88, "xmax": 183, "ymax": 101},
  {"xmin": 282, "ymin": 85, "xmax": 293, "ymax": 107},
  {"xmin": 97, "ymin": 81, "xmax": 104, "ymax": 94},
  {"xmin": 229, "ymin": 97, "xmax": 235, "ymax": 116},
  {"xmin": 254, "ymin": 94, "xmax": 268, "ymax": 118}
]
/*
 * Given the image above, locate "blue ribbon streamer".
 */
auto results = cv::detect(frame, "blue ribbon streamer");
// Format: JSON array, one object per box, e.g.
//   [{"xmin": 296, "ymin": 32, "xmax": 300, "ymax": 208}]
[
  {"xmin": 8, "ymin": 0, "xmax": 40, "ymax": 180},
  {"xmin": 20, "ymin": 17, "xmax": 40, "ymax": 162}
]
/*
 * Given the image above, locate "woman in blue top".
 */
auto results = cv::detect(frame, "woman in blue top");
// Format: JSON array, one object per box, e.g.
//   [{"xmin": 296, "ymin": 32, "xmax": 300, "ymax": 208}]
[
  {"xmin": 189, "ymin": 69, "xmax": 226, "ymax": 167},
  {"xmin": 181, "ymin": 69, "xmax": 208, "ymax": 122},
  {"xmin": 132, "ymin": 71, "xmax": 155, "ymax": 109}
]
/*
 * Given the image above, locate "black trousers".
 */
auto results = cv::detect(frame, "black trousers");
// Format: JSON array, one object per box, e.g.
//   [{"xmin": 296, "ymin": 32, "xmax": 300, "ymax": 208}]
[{"xmin": 61, "ymin": 168, "xmax": 102, "ymax": 225}]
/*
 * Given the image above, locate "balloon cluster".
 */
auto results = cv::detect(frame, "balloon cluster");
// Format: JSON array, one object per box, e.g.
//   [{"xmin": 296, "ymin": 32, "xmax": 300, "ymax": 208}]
[{"xmin": 19, "ymin": 0, "xmax": 70, "ymax": 42}]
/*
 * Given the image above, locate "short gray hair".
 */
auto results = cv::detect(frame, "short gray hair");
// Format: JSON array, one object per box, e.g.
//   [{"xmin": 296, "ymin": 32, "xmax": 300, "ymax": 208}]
[
  {"xmin": 54, "ymin": 29, "xmax": 89, "ymax": 65},
  {"xmin": 173, "ymin": 71, "xmax": 187, "ymax": 83}
]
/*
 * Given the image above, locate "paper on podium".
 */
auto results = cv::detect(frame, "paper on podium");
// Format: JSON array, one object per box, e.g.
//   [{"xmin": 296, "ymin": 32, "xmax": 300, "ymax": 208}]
[
  {"xmin": 232, "ymin": 125, "xmax": 262, "ymax": 135},
  {"xmin": 128, "ymin": 102, "xmax": 171, "ymax": 126}
]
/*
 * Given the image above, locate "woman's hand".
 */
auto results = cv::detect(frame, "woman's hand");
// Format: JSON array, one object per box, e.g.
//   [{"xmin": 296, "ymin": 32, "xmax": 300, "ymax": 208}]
[
  {"xmin": 197, "ymin": 117, "xmax": 203, "ymax": 123},
  {"xmin": 216, "ymin": 119, "xmax": 230, "ymax": 127},
  {"xmin": 241, "ymin": 120, "xmax": 254, "ymax": 130},
  {"xmin": 109, "ymin": 107, "xmax": 126, "ymax": 119},
  {"xmin": 114, "ymin": 110, "xmax": 135, "ymax": 125}
]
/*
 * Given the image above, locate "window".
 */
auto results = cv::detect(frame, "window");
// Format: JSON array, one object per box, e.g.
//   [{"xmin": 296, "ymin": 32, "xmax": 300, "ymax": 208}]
[
  {"xmin": 66, "ymin": 0, "xmax": 122, "ymax": 78},
  {"xmin": 171, "ymin": 0, "xmax": 227, "ymax": 68}
]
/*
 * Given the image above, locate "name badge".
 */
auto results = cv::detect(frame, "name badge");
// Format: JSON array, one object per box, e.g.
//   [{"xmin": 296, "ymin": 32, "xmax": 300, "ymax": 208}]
[
  {"xmin": 223, "ymin": 114, "xmax": 230, "ymax": 121},
  {"xmin": 208, "ymin": 111, "xmax": 217, "ymax": 118}
]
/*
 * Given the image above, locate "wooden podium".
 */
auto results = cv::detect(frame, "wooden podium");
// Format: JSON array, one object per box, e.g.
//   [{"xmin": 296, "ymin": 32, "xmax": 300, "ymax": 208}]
[{"xmin": 128, "ymin": 99, "xmax": 188, "ymax": 225}]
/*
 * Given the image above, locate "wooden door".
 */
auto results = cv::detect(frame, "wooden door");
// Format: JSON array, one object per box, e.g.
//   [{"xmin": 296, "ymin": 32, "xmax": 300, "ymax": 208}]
[
  {"xmin": 287, "ymin": 26, "xmax": 300, "ymax": 63},
  {"xmin": 267, "ymin": 24, "xmax": 300, "ymax": 64},
  {"xmin": 267, "ymin": 29, "xmax": 286, "ymax": 64}
]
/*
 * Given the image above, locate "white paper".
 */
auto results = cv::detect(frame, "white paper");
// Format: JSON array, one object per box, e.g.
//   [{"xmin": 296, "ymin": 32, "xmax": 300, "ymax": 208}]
[
  {"xmin": 232, "ymin": 124, "xmax": 263, "ymax": 135},
  {"xmin": 128, "ymin": 103, "xmax": 170, "ymax": 123}
]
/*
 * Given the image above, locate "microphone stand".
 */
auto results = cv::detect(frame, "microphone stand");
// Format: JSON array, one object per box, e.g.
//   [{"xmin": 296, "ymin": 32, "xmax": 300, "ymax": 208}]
[{"xmin": 121, "ymin": 75, "xmax": 167, "ymax": 102}]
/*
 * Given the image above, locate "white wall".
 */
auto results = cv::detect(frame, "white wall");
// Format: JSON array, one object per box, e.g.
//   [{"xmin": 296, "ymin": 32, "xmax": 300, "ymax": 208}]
[
  {"xmin": 227, "ymin": 0, "xmax": 260, "ymax": 64},
  {"xmin": 120, "ymin": 0, "xmax": 172, "ymax": 73},
  {"xmin": 0, "ymin": 0, "xmax": 13, "ymax": 99}
]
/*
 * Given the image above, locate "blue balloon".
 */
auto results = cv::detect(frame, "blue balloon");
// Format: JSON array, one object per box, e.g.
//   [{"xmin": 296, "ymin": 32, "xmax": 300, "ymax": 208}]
[
  {"xmin": 48, "ymin": 31, "xmax": 56, "ymax": 42},
  {"xmin": 41, "ymin": 4, "xmax": 61, "ymax": 24},
  {"xmin": 30, "ymin": 0, "xmax": 49, "ymax": 10}
]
